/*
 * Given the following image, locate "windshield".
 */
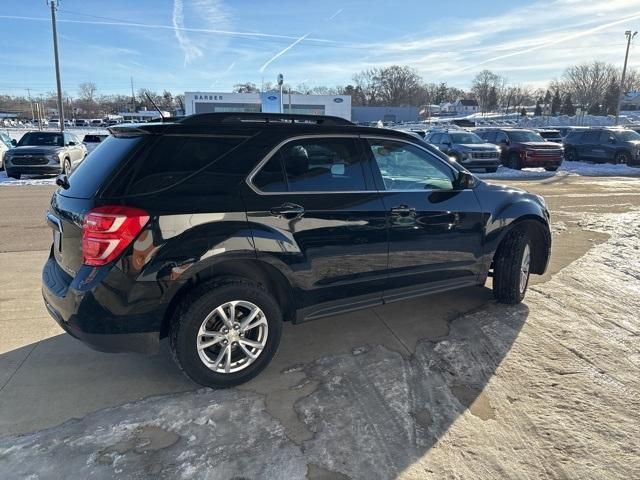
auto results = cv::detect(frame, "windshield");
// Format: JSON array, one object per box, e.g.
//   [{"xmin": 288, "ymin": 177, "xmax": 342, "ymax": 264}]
[
  {"xmin": 616, "ymin": 130, "xmax": 640, "ymax": 142},
  {"xmin": 449, "ymin": 132, "xmax": 485, "ymax": 144},
  {"xmin": 17, "ymin": 132, "xmax": 63, "ymax": 147},
  {"xmin": 509, "ymin": 131, "xmax": 545, "ymax": 143}
]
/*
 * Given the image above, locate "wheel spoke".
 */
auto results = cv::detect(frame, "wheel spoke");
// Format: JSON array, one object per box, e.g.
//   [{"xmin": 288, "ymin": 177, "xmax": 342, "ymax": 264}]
[
  {"xmin": 242, "ymin": 314, "xmax": 267, "ymax": 332},
  {"xmin": 198, "ymin": 335, "xmax": 224, "ymax": 351},
  {"xmin": 239, "ymin": 308, "xmax": 260, "ymax": 330},
  {"xmin": 216, "ymin": 306, "xmax": 233, "ymax": 328},
  {"xmin": 228, "ymin": 302, "xmax": 237, "ymax": 323},
  {"xmin": 239, "ymin": 342, "xmax": 258, "ymax": 359},
  {"xmin": 239, "ymin": 338, "xmax": 264, "ymax": 350},
  {"xmin": 212, "ymin": 344, "xmax": 229, "ymax": 368},
  {"xmin": 224, "ymin": 344, "xmax": 232, "ymax": 373}
]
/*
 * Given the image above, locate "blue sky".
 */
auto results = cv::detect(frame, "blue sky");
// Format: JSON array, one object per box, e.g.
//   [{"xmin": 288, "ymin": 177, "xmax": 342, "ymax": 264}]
[{"xmin": 1, "ymin": 0, "xmax": 640, "ymax": 98}]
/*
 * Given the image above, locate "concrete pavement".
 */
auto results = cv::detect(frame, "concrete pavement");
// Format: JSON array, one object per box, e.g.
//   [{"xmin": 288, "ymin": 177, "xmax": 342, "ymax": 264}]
[{"xmin": 0, "ymin": 175, "xmax": 636, "ymax": 440}]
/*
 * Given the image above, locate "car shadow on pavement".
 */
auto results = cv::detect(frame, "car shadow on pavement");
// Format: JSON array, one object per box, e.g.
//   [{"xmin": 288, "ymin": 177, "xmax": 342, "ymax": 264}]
[{"xmin": 0, "ymin": 290, "xmax": 529, "ymax": 479}]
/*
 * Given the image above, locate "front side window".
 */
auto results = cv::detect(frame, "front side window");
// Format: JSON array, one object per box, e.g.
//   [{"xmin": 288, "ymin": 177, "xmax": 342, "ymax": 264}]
[
  {"xmin": 495, "ymin": 132, "xmax": 508, "ymax": 143},
  {"xmin": 254, "ymin": 137, "xmax": 367, "ymax": 193},
  {"xmin": 582, "ymin": 131, "xmax": 600, "ymax": 143},
  {"xmin": 367, "ymin": 139, "xmax": 454, "ymax": 191}
]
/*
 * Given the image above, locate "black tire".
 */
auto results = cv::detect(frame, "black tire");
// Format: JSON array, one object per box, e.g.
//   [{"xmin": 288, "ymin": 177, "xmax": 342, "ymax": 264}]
[
  {"xmin": 564, "ymin": 148, "xmax": 577, "ymax": 162},
  {"xmin": 544, "ymin": 166, "xmax": 558, "ymax": 172},
  {"xmin": 7, "ymin": 171, "xmax": 20, "ymax": 179},
  {"xmin": 507, "ymin": 152, "xmax": 522, "ymax": 170},
  {"xmin": 169, "ymin": 278, "xmax": 283, "ymax": 388},
  {"xmin": 492, "ymin": 229, "xmax": 531, "ymax": 304},
  {"xmin": 485, "ymin": 167, "xmax": 498, "ymax": 173},
  {"xmin": 613, "ymin": 151, "xmax": 630, "ymax": 164}
]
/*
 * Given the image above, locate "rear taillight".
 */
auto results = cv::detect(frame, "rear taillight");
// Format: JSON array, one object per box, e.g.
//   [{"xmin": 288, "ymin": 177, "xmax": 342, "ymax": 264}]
[{"xmin": 82, "ymin": 206, "xmax": 150, "ymax": 266}]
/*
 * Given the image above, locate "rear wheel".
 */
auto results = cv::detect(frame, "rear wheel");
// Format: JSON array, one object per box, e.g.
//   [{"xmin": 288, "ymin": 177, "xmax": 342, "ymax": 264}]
[
  {"xmin": 507, "ymin": 152, "xmax": 522, "ymax": 170},
  {"xmin": 544, "ymin": 166, "xmax": 558, "ymax": 171},
  {"xmin": 485, "ymin": 167, "xmax": 498, "ymax": 173},
  {"xmin": 614, "ymin": 151, "xmax": 630, "ymax": 164},
  {"xmin": 564, "ymin": 148, "xmax": 578, "ymax": 162},
  {"xmin": 170, "ymin": 279, "xmax": 283, "ymax": 388},
  {"xmin": 492, "ymin": 229, "xmax": 531, "ymax": 304}
]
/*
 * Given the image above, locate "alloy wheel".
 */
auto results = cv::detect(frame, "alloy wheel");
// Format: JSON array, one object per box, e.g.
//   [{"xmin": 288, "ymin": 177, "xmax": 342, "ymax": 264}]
[
  {"xmin": 196, "ymin": 300, "xmax": 268, "ymax": 374},
  {"xmin": 520, "ymin": 244, "xmax": 531, "ymax": 294}
]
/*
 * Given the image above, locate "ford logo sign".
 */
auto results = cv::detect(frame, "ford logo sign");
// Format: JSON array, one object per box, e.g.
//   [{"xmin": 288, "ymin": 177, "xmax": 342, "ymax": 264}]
[
  {"xmin": 267, "ymin": 95, "xmax": 277, "ymax": 101},
  {"xmin": 333, "ymin": 98, "xmax": 344, "ymax": 103}
]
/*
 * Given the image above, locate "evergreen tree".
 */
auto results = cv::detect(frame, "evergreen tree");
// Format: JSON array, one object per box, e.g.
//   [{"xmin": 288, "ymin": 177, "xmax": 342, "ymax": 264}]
[
  {"xmin": 560, "ymin": 94, "xmax": 576, "ymax": 115},
  {"xmin": 520, "ymin": 107, "xmax": 527, "ymax": 116},
  {"xmin": 543, "ymin": 89, "xmax": 551, "ymax": 106},
  {"xmin": 603, "ymin": 79, "xmax": 620, "ymax": 115},
  {"xmin": 551, "ymin": 89, "xmax": 561, "ymax": 115},
  {"xmin": 588, "ymin": 103, "xmax": 601, "ymax": 115},
  {"xmin": 534, "ymin": 98, "xmax": 543, "ymax": 116}
]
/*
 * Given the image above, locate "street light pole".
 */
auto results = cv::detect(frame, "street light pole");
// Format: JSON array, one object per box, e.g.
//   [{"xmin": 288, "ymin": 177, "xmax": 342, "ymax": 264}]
[
  {"xmin": 48, "ymin": 0, "xmax": 65, "ymax": 132},
  {"xmin": 616, "ymin": 30, "xmax": 637, "ymax": 125}
]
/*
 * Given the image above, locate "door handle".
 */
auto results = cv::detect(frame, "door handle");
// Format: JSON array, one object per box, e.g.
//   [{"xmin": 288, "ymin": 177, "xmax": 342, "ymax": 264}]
[
  {"xmin": 270, "ymin": 202, "xmax": 305, "ymax": 217},
  {"xmin": 390, "ymin": 205, "xmax": 416, "ymax": 216}
]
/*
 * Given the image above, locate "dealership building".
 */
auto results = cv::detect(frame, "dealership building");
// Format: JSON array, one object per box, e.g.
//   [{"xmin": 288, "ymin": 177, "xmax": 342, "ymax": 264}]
[{"xmin": 184, "ymin": 92, "xmax": 352, "ymax": 120}]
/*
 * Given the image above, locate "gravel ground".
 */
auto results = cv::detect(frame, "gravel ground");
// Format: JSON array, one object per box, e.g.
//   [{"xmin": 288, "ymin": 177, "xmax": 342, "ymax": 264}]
[{"xmin": 0, "ymin": 203, "xmax": 637, "ymax": 478}]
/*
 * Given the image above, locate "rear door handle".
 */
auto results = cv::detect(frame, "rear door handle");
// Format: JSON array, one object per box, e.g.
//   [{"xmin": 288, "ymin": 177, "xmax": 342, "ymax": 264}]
[
  {"xmin": 270, "ymin": 203, "xmax": 305, "ymax": 217},
  {"xmin": 390, "ymin": 205, "xmax": 416, "ymax": 216}
]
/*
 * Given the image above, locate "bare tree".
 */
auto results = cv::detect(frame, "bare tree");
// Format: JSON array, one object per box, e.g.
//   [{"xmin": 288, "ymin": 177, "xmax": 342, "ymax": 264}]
[
  {"xmin": 562, "ymin": 61, "xmax": 616, "ymax": 110},
  {"xmin": 78, "ymin": 82, "xmax": 97, "ymax": 102},
  {"xmin": 471, "ymin": 70, "xmax": 503, "ymax": 113},
  {"xmin": 353, "ymin": 68, "xmax": 383, "ymax": 106}
]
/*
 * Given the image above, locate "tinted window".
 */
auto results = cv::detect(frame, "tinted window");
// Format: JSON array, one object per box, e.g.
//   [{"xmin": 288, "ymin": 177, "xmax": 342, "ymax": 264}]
[
  {"xmin": 276, "ymin": 138, "xmax": 367, "ymax": 192},
  {"xmin": 368, "ymin": 139, "xmax": 454, "ymax": 191},
  {"xmin": 565, "ymin": 131, "xmax": 583, "ymax": 142},
  {"xmin": 582, "ymin": 131, "xmax": 600, "ymax": 143},
  {"xmin": 496, "ymin": 132, "xmax": 508, "ymax": 143},
  {"xmin": 483, "ymin": 131, "xmax": 497, "ymax": 143},
  {"xmin": 253, "ymin": 156, "xmax": 286, "ymax": 192},
  {"xmin": 449, "ymin": 132, "xmax": 484, "ymax": 144},
  {"xmin": 509, "ymin": 131, "xmax": 545, "ymax": 142},
  {"xmin": 599, "ymin": 131, "xmax": 614, "ymax": 143},
  {"xmin": 123, "ymin": 136, "xmax": 245, "ymax": 195},
  {"xmin": 18, "ymin": 132, "xmax": 64, "ymax": 147},
  {"xmin": 429, "ymin": 133, "xmax": 441, "ymax": 143},
  {"xmin": 64, "ymin": 136, "xmax": 144, "ymax": 199}
]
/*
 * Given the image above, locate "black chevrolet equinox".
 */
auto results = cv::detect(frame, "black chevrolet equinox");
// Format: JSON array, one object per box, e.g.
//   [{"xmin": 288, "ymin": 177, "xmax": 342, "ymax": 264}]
[{"xmin": 42, "ymin": 113, "xmax": 551, "ymax": 387}]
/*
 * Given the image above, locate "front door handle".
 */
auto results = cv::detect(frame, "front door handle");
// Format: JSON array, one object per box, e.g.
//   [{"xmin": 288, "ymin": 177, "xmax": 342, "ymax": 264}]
[
  {"xmin": 390, "ymin": 205, "xmax": 416, "ymax": 216},
  {"xmin": 270, "ymin": 202, "xmax": 305, "ymax": 217}
]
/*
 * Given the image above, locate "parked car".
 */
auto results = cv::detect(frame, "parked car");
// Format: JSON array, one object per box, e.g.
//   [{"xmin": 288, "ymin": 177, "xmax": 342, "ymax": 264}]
[
  {"xmin": 0, "ymin": 132, "xmax": 16, "ymax": 170},
  {"xmin": 535, "ymin": 129, "xmax": 563, "ymax": 143},
  {"xmin": 563, "ymin": 127, "xmax": 640, "ymax": 165},
  {"xmin": 75, "ymin": 119, "xmax": 90, "ymax": 127},
  {"xmin": 82, "ymin": 134, "xmax": 108, "ymax": 153},
  {"xmin": 42, "ymin": 112, "xmax": 551, "ymax": 388},
  {"xmin": 476, "ymin": 128, "xmax": 564, "ymax": 171},
  {"xmin": 425, "ymin": 129, "xmax": 501, "ymax": 173},
  {"xmin": 90, "ymin": 119, "xmax": 104, "ymax": 127},
  {"xmin": 4, "ymin": 131, "xmax": 87, "ymax": 179},
  {"xmin": 49, "ymin": 119, "xmax": 60, "ymax": 129}
]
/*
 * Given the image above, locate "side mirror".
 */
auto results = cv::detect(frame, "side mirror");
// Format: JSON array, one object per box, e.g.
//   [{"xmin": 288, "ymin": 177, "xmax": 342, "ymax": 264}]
[
  {"xmin": 455, "ymin": 171, "xmax": 476, "ymax": 189},
  {"xmin": 444, "ymin": 141, "xmax": 452, "ymax": 147},
  {"xmin": 608, "ymin": 136, "xmax": 616, "ymax": 144},
  {"xmin": 11, "ymin": 139, "xmax": 17, "ymax": 146}
]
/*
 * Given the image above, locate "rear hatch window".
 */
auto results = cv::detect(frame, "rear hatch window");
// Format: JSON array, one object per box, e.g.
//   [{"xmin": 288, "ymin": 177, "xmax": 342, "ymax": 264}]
[{"xmin": 62, "ymin": 135, "xmax": 144, "ymax": 199}]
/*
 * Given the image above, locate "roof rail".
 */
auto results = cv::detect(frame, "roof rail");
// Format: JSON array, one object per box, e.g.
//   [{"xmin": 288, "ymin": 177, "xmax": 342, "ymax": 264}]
[{"xmin": 177, "ymin": 112, "xmax": 354, "ymax": 126}]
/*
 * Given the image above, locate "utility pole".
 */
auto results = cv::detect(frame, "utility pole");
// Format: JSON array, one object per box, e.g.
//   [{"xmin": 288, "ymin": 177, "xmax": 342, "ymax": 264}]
[
  {"xmin": 616, "ymin": 30, "xmax": 637, "ymax": 125},
  {"xmin": 48, "ymin": 0, "xmax": 64, "ymax": 132}
]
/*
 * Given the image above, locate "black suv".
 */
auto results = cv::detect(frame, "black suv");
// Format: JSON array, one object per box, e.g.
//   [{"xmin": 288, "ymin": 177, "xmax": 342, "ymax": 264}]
[
  {"xmin": 42, "ymin": 113, "xmax": 551, "ymax": 388},
  {"xmin": 425, "ymin": 129, "xmax": 501, "ymax": 173},
  {"xmin": 563, "ymin": 127, "xmax": 640, "ymax": 165}
]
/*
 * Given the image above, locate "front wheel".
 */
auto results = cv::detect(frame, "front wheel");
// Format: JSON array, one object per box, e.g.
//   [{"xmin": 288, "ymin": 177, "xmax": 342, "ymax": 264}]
[
  {"xmin": 492, "ymin": 229, "xmax": 531, "ymax": 304},
  {"xmin": 485, "ymin": 167, "xmax": 498, "ymax": 173},
  {"xmin": 544, "ymin": 166, "xmax": 559, "ymax": 171},
  {"xmin": 170, "ymin": 279, "xmax": 283, "ymax": 388},
  {"xmin": 614, "ymin": 151, "xmax": 630, "ymax": 164},
  {"xmin": 564, "ymin": 148, "xmax": 577, "ymax": 162},
  {"xmin": 7, "ymin": 171, "xmax": 20, "ymax": 179},
  {"xmin": 507, "ymin": 152, "xmax": 522, "ymax": 170}
]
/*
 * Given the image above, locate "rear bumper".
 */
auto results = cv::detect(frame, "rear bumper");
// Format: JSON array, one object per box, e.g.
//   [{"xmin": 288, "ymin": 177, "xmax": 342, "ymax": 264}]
[{"xmin": 41, "ymin": 254, "xmax": 164, "ymax": 354}]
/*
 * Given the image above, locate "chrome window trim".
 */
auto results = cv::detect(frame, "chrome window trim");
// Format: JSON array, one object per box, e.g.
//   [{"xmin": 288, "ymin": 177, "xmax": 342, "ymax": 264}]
[{"xmin": 245, "ymin": 134, "xmax": 465, "ymax": 195}]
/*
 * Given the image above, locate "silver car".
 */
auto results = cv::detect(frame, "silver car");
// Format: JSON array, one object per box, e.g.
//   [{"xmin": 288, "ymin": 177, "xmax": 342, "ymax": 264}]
[{"xmin": 4, "ymin": 131, "xmax": 87, "ymax": 179}]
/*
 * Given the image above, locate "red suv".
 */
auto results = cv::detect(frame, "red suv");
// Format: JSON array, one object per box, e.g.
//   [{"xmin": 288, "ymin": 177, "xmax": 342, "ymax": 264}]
[{"xmin": 477, "ymin": 128, "xmax": 564, "ymax": 171}]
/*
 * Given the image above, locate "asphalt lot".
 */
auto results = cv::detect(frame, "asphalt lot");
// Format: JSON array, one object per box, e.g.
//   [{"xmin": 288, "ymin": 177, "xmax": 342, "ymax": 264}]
[{"xmin": 0, "ymin": 174, "xmax": 638, "ymax": 479}]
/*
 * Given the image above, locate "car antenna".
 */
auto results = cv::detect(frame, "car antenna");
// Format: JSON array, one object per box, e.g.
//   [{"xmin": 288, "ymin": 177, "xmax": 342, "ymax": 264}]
[{"xmin": 145, "ymin": 93, "xmax": 165, "ymax": 120}]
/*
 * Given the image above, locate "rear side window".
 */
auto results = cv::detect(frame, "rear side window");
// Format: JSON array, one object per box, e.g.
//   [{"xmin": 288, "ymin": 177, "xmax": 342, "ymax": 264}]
[
  {"xmin": 65, "ymin": 136, "xmax": 143, "ymax": 199},
  {"xmin": 122, "ymin": 135, "xmax": 245, "ymax": 195},
  {"xmin": 429, "ymin": 133, "xmax": 441, "ymax": 143},
  {"xmin": 582, "ymin": 131, "xmax": 600, "ymax": 143},
  {"xmin": 253, "ymin": 137, "xmax": 368, "ymax": 192}
]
